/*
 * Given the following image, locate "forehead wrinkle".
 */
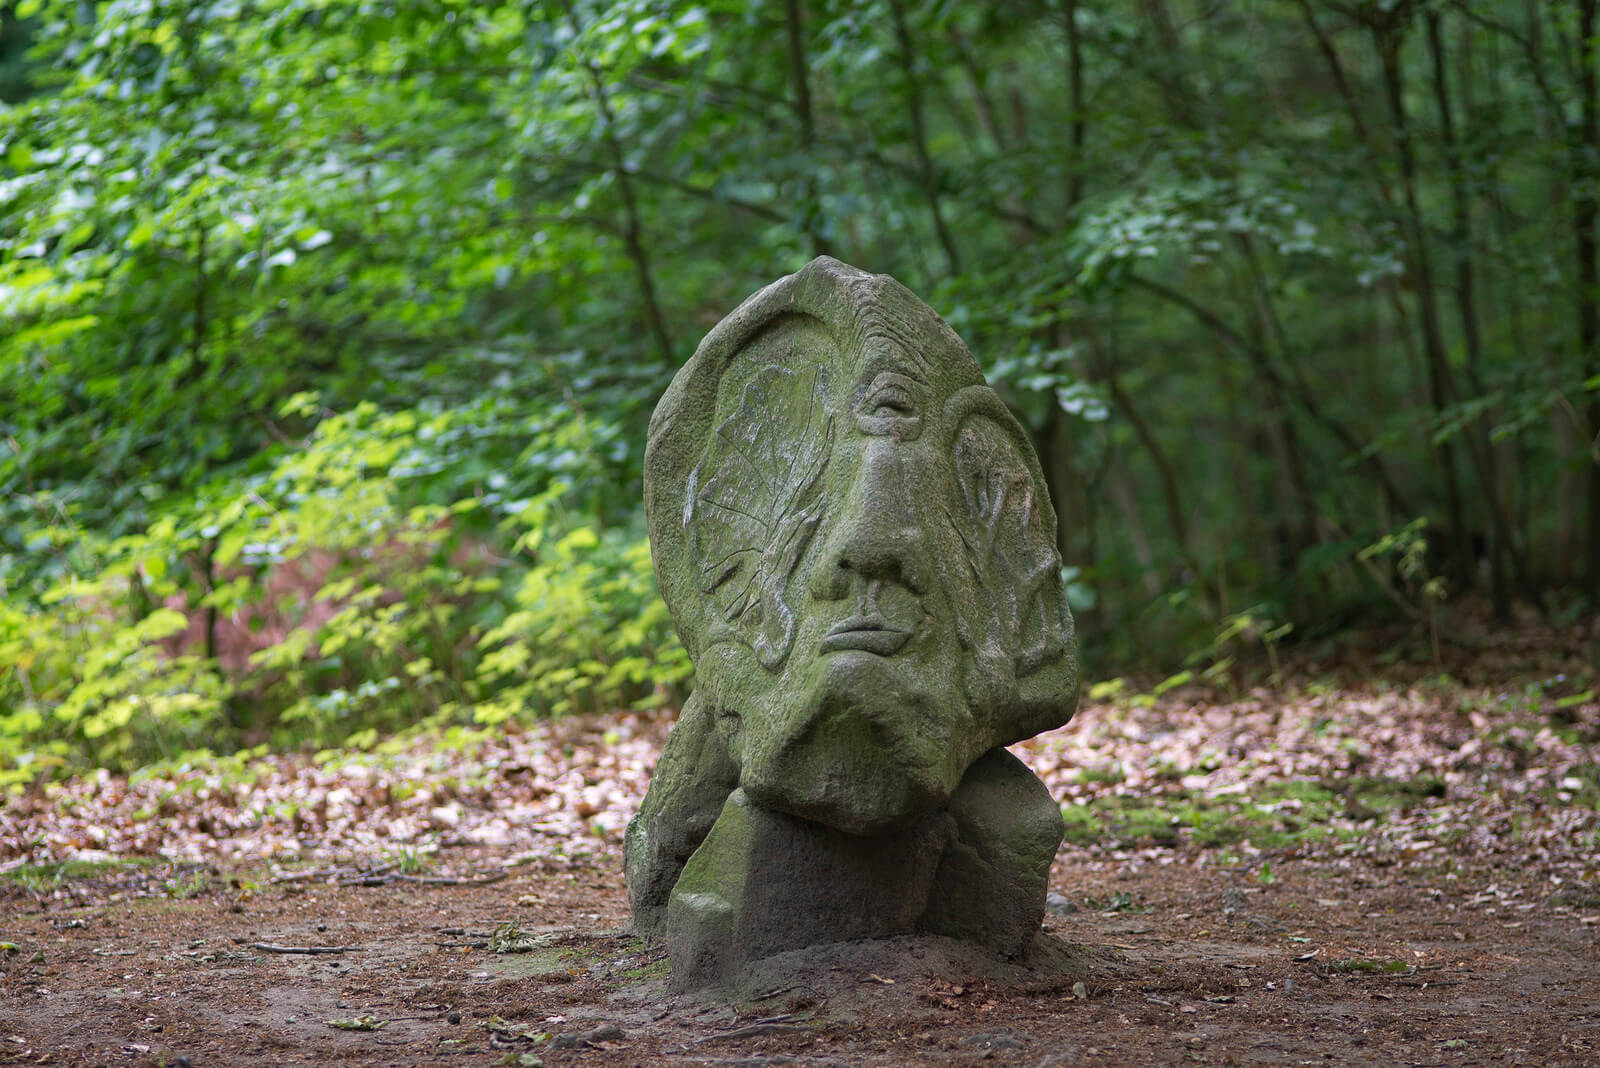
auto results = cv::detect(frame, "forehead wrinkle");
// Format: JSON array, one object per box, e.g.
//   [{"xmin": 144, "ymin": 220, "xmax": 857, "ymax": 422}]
[
  {"xmin": 848, "ymin": 281, "xmax": 937, "ymax": 376},
  {"xmin": 859, "ymin": 324, "xmax": 933, "ymax": 382}
]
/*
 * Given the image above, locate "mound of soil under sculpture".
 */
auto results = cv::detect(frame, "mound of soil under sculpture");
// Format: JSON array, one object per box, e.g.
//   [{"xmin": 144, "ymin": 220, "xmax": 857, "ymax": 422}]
[{"xmin": 626, "ymin": 257, "xmax": 1081, "ymax": 990}]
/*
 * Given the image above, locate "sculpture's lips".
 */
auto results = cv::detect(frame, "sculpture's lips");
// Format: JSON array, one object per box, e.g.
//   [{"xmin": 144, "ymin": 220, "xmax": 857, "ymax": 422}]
[{"xmin": 820, "ymin": 616, "xmax": 912, "ymax": 656}]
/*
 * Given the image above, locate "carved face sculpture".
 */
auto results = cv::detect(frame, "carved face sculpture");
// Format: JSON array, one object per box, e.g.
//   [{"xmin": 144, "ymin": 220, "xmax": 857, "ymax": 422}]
[{"xmin": 645, "ymin": 259, "xmax": 1077, "ymax": 836}]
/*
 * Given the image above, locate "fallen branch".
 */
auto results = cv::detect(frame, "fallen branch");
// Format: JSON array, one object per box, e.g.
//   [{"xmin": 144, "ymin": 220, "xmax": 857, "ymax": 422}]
[
  {"xmin": 1395, "ymin": 979, "xmax": 1461, "ymax": 988},
  {"xmin": 337, "ymin": 871, "xmax": 510, "ymax": 888},
  {"xmin": 248, "ymin": 943, "xmax": 358, "ymax": 955},
  {"xmin": 273, "ymin": 864, "xmax": 392, "ymax": 884},
  {"xmin": 404, "ymin": 872, "xmax": 510, "ymax": 886},
  {"xmin": 695, "ymin": 1023, "xmax": 811, "ymax": 1044}
]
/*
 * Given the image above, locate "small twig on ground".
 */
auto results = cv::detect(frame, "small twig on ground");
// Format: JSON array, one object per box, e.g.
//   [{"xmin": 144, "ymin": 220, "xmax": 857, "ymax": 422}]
[
  {"xmin": 750, "ymin": 984, "xmax": 802, "ymax": 1000},
  {"xmin": 246, "ymin": 943, "xmax": 358, "ymax": 954},
  {"xmin": 405, "ymin": 872, "xmax": 511, "ymax": 886},
  {"xmin": 337, "ymin": 871, "xmax": 509, "ymax": 888},
  {"xmin": 695, "ymin": 1023, "xmax": 811, "ymax": 1044},
  {"xmin": 273, "ymin": 863, "xmax": 392, "ymax": 884}
]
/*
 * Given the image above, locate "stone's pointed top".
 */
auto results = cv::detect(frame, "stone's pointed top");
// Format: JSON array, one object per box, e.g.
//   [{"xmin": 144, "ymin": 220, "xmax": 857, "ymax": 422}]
[
  {"xmin": 795, "ymin": 254, "xmax": 860, "ymax": 277},
  {"xmin": 786, "ymin": 255, "xmax": 894, "ymax": 297}
]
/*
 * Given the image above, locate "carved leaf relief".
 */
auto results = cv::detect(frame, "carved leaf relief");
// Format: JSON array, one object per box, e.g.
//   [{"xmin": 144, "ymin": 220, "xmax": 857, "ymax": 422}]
[
  {"xmin": 687, "ymin": 363, "xmax": 833, "ymax": 670},
  {"xmin": 951, "ymin": 413, "xmax": 1068, "ymax": 677}
]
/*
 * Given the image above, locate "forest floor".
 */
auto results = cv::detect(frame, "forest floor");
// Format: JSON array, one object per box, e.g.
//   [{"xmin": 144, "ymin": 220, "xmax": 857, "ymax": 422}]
[{"xmin": 3, "ymin": 617, "xmax": 1599, "ymax": 1066}]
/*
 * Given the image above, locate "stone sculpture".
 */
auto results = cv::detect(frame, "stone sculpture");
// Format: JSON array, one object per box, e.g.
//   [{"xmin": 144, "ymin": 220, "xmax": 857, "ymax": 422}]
[{"xmin": 626, "ymin": 257, "xmax": 1079, "ymax": 989}]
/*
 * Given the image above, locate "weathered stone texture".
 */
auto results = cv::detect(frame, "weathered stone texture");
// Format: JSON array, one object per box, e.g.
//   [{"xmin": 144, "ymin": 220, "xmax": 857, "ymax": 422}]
[{"xmin": 627, "ymin": 257, "xmax": 1079, "ymax": 988}]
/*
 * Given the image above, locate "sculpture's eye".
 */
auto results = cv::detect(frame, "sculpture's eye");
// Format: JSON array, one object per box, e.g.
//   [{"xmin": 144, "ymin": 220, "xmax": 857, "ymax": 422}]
[
  {"xmin": 869, "ymin": 386, "xmax": 914, "ymax": 416},
  {"xmin": 855, "ymin": 372, "xmax": 924, "ymax": 439}
]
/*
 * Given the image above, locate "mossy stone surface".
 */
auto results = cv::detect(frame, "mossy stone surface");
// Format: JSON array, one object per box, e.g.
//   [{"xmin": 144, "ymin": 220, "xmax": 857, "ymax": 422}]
[{"xmin": 627, "ymin": 258, "xmax": 1080, "ymax": 987}]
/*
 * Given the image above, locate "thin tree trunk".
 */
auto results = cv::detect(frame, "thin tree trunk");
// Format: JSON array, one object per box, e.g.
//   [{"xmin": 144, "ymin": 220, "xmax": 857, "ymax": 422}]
[
  {"xmin": 1039, "ymin": 0, "xmax": 1090, "ymax": 567},
  {"xmin": 950, "ymin": 30, "xmax": 1006, "ymax": 152},
  {"xmin": 1041, "ymin": 397, "xmax": 1085, "ymax": 565},
  {"xmin": 192, "ymin": 219, "xmax": 218, "ymax": 663},
  {"xmin": 1299, "ymin": 0, "xmax": 1470, "ymax": 493},
  {"xmin": 784, "ymin": 0, "xmax": 833, "ymax": 258},
  {"xmin": 1375, "ymin": 22, "xmax": 1485, "ymax": 596},
  {"xmin": 886, "ymin": 0, "xmax": 961, "ymax": 276},
  {"xmin": 563, "ymin": 1, "xmax": 673, "ymax": 364},
  {"xmin": 1235, "ymin": 239, "xmax": 1321, "ymax": 580},
  {"xmin": 1064, "ymin": 0, "xmax": 1086, "ymax": 212},
  {"xmin": 1109, "ymin": 457, "xmax": 1162, "ymax": 599},
  {"xmin": 1140, "ymin": 0, "xmax": 1198, "ymax": 127},
  {"xmin": 200, "ymin": 539, "xmax": 218, "ymax": 664},
  {"xmin": 192, "ymin": 219, "xmax": 206, "ymax": 382},
  {"xmin": 1580, "ymin": 0, "xmax": 1600, "ymax": 596},
  {"xmin": 1097, "ymin": 355, "xmax": 1218, "ymax": 614},
  {"xmin": 1426, "ymin": 12, "xmax": 1515, "ymax": 620}
]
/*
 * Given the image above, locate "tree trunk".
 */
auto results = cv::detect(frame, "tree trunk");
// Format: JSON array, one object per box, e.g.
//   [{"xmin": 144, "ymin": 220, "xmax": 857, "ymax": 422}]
[
  {"xmin": 886, "ymin": 0, "xmax": 961, "ymax": 276},
  {"xmin": 1038, "ymin": 0, "xmax": 1091, "ymax": 569},
  {"xmin": 1377, "ymin": 21, "xmax": 1507, "ymax": 607},
  {"xmin": 1579, "ymin": 0, "xmax": 1600, "ymax": 596},
  {"xmin": 784, "ymin": 0, "xmax": 833, "ymax": 258},
  {"xmin": 1064, "ymin": 0, "xmax": 1086, "ymax": 212},
  {"xmin": 1098, "ymin": 356, "xmax": 1218, "ymax": 615},
  {"xmin": 1426, "ymin": 12, "xmax": 1515, "ymax": 620},
  {"xmin": 563, "ymin": 1, "xmax": 673, "ymax": 365}
]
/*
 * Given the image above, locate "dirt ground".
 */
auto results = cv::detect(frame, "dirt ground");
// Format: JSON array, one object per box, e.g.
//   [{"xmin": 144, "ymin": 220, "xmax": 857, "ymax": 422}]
[
  {"xmin": 5, "ymin": 619, "xmax": 1599, "ymax": 1066},
  {"xmin": 3, "ymin": 842, "xmax": 1597, "ymax": 1067}
]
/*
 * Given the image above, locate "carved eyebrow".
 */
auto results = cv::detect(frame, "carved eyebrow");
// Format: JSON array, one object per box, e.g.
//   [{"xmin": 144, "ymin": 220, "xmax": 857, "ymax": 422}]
[
  {"xmin": 864, "ymin": 372, "xmax": 918, "ymax": 394},
  {"xmin": 859, "ymin": 370, "xmax": 925, "ymax": 399},
  {"xmin": 866, "ymin": 361, "xmax": 929, "ymax": 387}
]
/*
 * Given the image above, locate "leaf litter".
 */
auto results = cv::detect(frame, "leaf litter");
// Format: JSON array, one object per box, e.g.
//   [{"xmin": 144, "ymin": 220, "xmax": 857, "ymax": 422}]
[
  {"xmin": 4, "ymin": 673, "xmax": 1593, "ymax": 887},
  {"xmin": 1, "ymin": 654, "xmax": 1598, "ymax": 1065}
]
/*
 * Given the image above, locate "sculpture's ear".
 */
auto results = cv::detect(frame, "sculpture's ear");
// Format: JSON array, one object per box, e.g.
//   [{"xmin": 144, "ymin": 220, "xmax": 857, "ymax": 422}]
[{"xmin": 939, "ymin": 385, "xmax": 1080, "ymax": 743}]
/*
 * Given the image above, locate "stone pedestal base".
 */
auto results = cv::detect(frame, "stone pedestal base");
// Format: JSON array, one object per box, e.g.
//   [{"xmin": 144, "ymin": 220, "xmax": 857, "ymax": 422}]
[{"xmin": 661, "ymin": 748, "xmax": 1063, "ymax": 990}]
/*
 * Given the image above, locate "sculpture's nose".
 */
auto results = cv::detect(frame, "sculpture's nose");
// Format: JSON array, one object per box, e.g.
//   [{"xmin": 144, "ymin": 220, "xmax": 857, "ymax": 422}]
[{"xmin": 812, "ymin": 440, "xmax": 928, "ymax": 600}]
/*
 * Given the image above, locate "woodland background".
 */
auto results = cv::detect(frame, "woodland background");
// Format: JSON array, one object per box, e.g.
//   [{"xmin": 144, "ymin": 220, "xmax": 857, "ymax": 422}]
[{"xmin": 1, "ymin": 0, "xmax": 1597, "ymax": 782}]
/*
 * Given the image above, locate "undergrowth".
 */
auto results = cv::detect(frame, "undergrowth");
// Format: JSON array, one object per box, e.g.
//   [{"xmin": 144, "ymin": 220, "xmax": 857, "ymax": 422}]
[{"xmin": 0, "ymin": 398, "xmax": 690, "ymax": 788}]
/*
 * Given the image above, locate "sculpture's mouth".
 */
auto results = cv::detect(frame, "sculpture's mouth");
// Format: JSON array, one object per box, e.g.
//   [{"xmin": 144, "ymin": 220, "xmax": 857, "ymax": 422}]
[{"xmin": 820, "ymin": 615, "xmax": 913, "ymax": 656}]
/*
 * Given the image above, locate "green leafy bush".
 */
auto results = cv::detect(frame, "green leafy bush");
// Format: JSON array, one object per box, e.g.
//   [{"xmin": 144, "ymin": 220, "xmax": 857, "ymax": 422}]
[
  {"xmin": 0, "ymin": 397, "xmax": 686, "ymax": 783},
  {"xmin": 475, "ymin": 518, "xmax": 691, "ymax": 722}
]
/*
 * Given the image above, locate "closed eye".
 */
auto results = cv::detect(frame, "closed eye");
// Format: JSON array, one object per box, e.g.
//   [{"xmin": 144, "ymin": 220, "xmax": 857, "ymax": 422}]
[
  {"xmin": 869, "ymin": 389, "xmax": 914, "ymax": 415},
  {"xmin": 854, "ymin": 371, "xmax": 925, "ymax": 439}
]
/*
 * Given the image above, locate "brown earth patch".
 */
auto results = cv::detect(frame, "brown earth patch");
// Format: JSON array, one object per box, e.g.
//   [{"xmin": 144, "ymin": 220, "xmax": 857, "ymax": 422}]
[
  {"xmin": 4, "ymin": 652, "xmax": 1597, "ymax": 1066},
  {"xmin": 2, "ymin": 845, "xmax": 1597, "ymax": 1067}
]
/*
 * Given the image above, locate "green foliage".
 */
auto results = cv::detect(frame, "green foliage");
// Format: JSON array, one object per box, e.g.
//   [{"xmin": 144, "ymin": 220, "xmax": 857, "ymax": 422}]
[
  {"xmin": 1359, "ymin": 519, "xmax": 1447, "ymax": 607},
  {"xmin": 475, "ymin": 521, "xmax": 690, "ymax": 722},
  {"xmin": 1080, "ymin": 890, "xmax": 1149, "ymax": 914},
  {"xmin": 381, "ymin": 841, "xmax": 437, "ymax": 876},
  {"xmin": 1058, "ymin": 778, "xmax": 1409, "ymax": 852},
  {"xmin": 2, "ymin": 0, "xmax": 1596, "ymax": 775},
  {"xmin": 0, "ymin": 395, "xmax": 686, "ymax": 778}
]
